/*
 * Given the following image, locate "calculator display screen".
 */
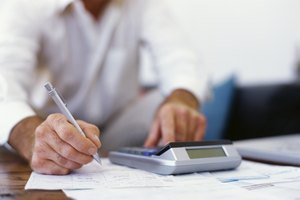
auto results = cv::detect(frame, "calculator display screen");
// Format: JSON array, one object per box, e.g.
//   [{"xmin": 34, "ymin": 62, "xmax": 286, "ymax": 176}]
[{"xmin": 186, "ymin": 147, "xmax": 226, "ymax": 159}]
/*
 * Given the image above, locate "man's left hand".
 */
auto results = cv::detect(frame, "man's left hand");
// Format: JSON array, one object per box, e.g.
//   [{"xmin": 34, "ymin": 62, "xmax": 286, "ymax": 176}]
[{"xmin": 144, "ymin": 89, "xmax": 206, "ymax": 147}]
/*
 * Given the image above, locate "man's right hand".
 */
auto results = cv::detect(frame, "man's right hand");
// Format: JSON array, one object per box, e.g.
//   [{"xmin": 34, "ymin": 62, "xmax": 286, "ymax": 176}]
[{"xmin": 8, "ymin": 114, "xmax": 101, "ymax": 175}]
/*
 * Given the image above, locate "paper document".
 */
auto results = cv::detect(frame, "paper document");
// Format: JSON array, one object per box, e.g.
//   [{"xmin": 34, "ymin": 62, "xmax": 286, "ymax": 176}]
[
  {"xmin": 25, "ymin": 159, "xmax": 300, "ymax": 200},
  {"xmin": 63, "ymin": 184, "xmax": 268, "ymax": 200},
  {"xmin": 210, "ymin": 160, "xmax": 300, "ymax": 199},
  {"xmin": 25, "ymin": 159, "xmax": 175, "ymax": 190},
  {"xmin": 63, "ymin": 171, "xmax": 270, "ymax": 200}
]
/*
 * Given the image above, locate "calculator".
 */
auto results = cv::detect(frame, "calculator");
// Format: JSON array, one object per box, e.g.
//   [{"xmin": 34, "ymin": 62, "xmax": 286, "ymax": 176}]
[{"xmin": 109, "ymin": 140, "xmax": 242, "ymax": 175}]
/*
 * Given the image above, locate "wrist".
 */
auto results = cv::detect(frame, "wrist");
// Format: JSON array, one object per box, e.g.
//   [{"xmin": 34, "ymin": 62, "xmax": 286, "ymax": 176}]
[
  {"xmin": 8, "ymin": 116, "xmax": 44, "ymax": 162},
  {"xmin": 164, "ymin": 89, "xmax": 200, "ymax": 110}
]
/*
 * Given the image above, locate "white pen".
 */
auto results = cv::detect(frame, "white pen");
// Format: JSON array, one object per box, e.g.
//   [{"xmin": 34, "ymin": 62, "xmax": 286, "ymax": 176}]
[{"xmin": 44, "ymin": 82, "xmax": 102, "ymax": 165}]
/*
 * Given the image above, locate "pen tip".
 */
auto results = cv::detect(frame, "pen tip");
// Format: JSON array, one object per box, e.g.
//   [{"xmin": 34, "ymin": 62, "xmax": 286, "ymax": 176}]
[{"xmin": 93, "ymin": 154, "xmax": 102, "ymax": 165}]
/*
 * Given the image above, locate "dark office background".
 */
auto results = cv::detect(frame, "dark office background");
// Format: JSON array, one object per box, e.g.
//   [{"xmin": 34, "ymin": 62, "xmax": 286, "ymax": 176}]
[{"xmin": 224, "ymin": 83, "xmax": 300, "ymax": 140}]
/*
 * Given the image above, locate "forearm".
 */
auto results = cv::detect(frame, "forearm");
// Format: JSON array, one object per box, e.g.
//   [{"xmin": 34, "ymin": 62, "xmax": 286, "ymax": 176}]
[{"xmin": 8, "ymin": 116, "xmax": 43, "ymax": 161}]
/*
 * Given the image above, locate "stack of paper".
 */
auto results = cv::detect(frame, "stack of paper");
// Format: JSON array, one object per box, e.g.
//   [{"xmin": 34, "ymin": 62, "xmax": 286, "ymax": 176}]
[{"xmin": 25, "ymin": 159, "xmax": 300, "ymax": 200}]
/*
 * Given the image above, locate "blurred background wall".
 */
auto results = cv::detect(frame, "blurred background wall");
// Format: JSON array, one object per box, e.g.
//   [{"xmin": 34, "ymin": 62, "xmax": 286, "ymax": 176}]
[{"xmin": 141, "ymin": 0, "xmax": 300, "ymax": 87}]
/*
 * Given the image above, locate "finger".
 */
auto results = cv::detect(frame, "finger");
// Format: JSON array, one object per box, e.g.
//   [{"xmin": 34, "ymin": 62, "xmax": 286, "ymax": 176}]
[
  {"xmin": 47, "ymin": 131, "xmax": 93, "ymax": 164},
  {"xmin": 51, "ymin": 151, "xmax": 82, "ymax": 170},
  {"xmin": 144, "ymin": 118, "xmax": 161, "ymax": 147},
  {"xmin": 35, "ymin": 125, "xmax": 93, "ymax": 165},
  {"xmin": 187, "ymin": 112, "xmax": 197, "ymax": 141},
  {"xmin": 34, "ymin": 141, "xmax": 82, "ymax": 170},
  {"xmin": 194, "ymin": 114, "xmax": 207, "ymax": 141},
  {"xmin": 77, "ymin": 120, "xmax": 101, "ymax": 148},
  {"xmin": 31, "ymin": 154, "xmax": 70, "ymax": 175},
  {"xmin": 160, "ymin": 106, "xmax": 176, "ymax": 144},
  {"xmin": 47, "ymin": 114, "xmax": 98, "ymax": 155},
  {"xmin": 175, "ymin": 107, "xmax": 188, "ymax": 141}
]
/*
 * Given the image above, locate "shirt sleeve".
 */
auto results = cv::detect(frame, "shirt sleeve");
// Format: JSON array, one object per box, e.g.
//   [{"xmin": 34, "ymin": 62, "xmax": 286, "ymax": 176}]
[
  {"xmin": 0, "ymin": 1, "xmax": 42, "ymax": 145},
  {"xmin": 140, "ymin": 0, "xmax": 211, "ymax": 104}
]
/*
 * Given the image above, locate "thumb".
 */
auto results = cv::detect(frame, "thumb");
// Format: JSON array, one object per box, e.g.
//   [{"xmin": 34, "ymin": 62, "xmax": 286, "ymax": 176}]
[{"xmin": 144, "ymin": 118, "xmax": 161, "ymax": 147}]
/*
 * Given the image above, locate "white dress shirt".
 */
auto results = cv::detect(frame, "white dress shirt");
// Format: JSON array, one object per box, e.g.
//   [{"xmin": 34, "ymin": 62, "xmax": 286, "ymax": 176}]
[{"xmin": 0, "ymin": 0, "xmax": 209, "ymax": 145}]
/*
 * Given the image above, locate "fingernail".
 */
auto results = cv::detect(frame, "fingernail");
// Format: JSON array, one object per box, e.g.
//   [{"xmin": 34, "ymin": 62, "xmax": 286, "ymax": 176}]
[
  {"xmin": 94, "ymin": 135, "xmax": 100, "ymax": 143},
  {"xmin": 88, "ymin": 148, "xmax": 97, "ymax": 155}
]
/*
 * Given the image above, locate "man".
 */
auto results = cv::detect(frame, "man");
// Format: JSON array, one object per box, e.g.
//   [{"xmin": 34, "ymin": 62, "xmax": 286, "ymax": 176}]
[{"xmin": 0, "ymin": 0, "xmax": 209, "ymax": 175}]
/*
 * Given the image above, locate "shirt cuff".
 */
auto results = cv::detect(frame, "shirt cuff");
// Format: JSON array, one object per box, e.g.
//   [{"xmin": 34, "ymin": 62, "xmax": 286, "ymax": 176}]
[
  {"xmin": 160, "ymin": 77, "xmax": 211, "ymax": 106},
  {"xmin": 0, "ymin": 101, "xmax": 36, "ymax": 145}
]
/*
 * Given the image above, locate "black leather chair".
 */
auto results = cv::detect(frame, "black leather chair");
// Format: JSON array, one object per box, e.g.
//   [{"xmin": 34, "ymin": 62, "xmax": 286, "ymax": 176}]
[{"xmin": 225, "ymin": 83, "xmax": 300, "ymax": 140}]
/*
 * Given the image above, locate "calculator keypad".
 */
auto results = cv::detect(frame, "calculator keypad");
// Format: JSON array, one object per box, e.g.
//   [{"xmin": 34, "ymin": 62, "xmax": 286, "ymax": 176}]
[{"xmin": 118, "ymin": 147, "xmax": 159, "ymax": 156}]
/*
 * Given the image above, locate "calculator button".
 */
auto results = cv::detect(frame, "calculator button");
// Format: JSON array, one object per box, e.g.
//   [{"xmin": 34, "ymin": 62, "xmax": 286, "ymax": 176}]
[{"xmin": 118, "ymin": 147, "xmax": 159, "ymax": 156}]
